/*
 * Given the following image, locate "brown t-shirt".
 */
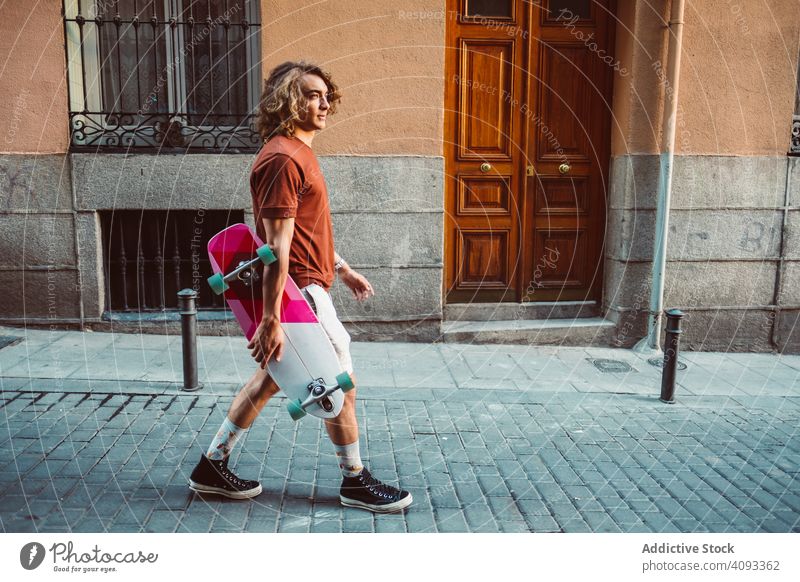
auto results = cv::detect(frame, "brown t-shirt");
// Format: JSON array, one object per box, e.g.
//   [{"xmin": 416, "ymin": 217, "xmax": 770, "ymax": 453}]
[{"xmin": 250, "ymin": 135, "xmax": 335, "ymax": 290}]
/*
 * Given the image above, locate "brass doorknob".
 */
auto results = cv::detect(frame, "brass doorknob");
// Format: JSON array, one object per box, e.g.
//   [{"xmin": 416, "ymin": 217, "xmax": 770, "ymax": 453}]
[
  {"xmin": 480, "ymin": 162, "xmax": 492, "ymax": 173},
  {"xmin": 558, "ymin": 163, "xmax": 571, "ymax": 174}
]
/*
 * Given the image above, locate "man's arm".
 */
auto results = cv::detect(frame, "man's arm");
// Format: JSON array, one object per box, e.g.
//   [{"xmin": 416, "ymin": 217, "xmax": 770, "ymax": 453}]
[
  {"xmin": 334, "ymin": 250, "xmax": 374, "ymax": 301},
  {"xmin": 246, "ymin": 217, "xmax": 295, "ymax": 368}
]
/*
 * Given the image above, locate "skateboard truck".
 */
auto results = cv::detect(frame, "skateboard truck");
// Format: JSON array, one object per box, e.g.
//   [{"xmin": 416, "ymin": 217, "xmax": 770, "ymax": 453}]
[
  {"xmin": 235, "ymin": 260, "xmax": 262, "ymax": 287},
  {"xmin": 207, "ymin": 244, "xmax": 276, "ymax": 295},
  {"xmin": 309, "ymin": 377, "xmax": 335, "ymax": 413},
  {"xmin": 287, "ymin": 372, "xmax": 355, "ymax": 421}
]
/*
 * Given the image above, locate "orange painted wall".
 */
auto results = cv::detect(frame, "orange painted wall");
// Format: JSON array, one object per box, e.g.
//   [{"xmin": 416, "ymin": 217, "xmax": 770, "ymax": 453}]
[
  {"xmin": 612, "ymin": 0, "xmax": 800, "ymax": 156},
  {"xmin": 678, "ymin": 0, "xmax": 800, "ymax": 155},
  {"xmin": 259, "ymin": 0, "xmax": 446, "ymax": 156},
  {"xmin": 0, "ymin": 1, "xmax": 69, "ymax": 154},
  {"xmin": 2, "ymin": 1, "xmax": 795, "ymax": 159},
  {"xmin": 610, "ymin": 0, "xmax": 669, "ymax": 155}
]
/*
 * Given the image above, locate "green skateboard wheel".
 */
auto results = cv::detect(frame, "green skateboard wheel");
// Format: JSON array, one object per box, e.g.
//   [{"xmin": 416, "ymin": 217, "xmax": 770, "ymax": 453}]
[
  {"xmin": 336, "ymin": 372, "xmax": 355, "ymax": 393},
  {"xmin": 256, "ymin": 244, "xmax": 276, "ymax": 265},
  {"xmin": 207, "ymin": 272, "xmax": 228, "ymax": 295},
  {"xmin": 287, "ymin": 399, "xmax": 307, "ymax": 421}
]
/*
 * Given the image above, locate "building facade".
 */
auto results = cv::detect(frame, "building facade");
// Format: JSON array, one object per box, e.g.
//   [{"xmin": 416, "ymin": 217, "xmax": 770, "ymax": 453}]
[{"xmin": 1, "ymin": 0, "xmax": 799, "ymax": 352}]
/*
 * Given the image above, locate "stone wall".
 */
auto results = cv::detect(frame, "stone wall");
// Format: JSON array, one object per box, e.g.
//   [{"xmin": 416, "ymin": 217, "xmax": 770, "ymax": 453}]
[
  {"xmin": 0, "ymin": 155, "xmax": 80, "ymax": 325},
  {"xmin": 317, "ymin": 156, "xmax": 444, "ymax": 341},
  {"xmin": 35, "ymin": 153, "xmax": 445, "ymax": 341},
  {"xmin": 604, "ymin": 155, "xmax": 798, "ymax": 352}
]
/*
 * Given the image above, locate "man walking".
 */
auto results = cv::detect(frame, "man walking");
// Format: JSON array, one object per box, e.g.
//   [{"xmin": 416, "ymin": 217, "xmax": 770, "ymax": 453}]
[{"xmin": 188, "ymin": 61, "xmax": 412, "ymax": 513}]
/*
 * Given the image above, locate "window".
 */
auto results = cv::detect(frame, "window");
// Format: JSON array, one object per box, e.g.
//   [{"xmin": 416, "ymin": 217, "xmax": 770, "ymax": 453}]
[
  {"xmin": 100, "ymin": 209, "xmax": 243, "ymax": 311},
  {"xmin": 465, "ymin": 0, "xmax": 513, "ymax": 19},
  {"xmin": 64, "ymin": 0, "xmax": 261, "ymax": 151}
]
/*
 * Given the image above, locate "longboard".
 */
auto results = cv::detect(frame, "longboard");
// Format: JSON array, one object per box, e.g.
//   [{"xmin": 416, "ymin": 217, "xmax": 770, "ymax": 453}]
[{"xmin": 207, "ymin": 223, "xmax": 352, "ymax": 420}]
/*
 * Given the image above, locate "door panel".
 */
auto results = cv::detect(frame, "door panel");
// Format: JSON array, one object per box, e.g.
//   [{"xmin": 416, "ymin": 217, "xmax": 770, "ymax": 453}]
[
  {"xmin": 446, "ymin": 1, "xmax": 524, "ymax": 303},
  {"xmin": 536, "ymin": 45, "xmax": 594, "ymax": 162},
  {"xmin": 458, "ymin": 41, "xmax": 515, "ymax": 159},
  {"xmin": 534, "ymin": 228, "xmax": 588, "ymax": 289},
  {"xmin": 459, "ymin": 176, "xmax": 512, "ymax": 215},
  {"xmin": 458, "ymin": 230, "xmax": 511, "ymax": 287},
  {"xmin": 534, "ymin": 176, "xmax": 589, "ymax": 215},
  {"xmin": 525, "ymin": 1, "xmax": 613, "ymax": 301}
]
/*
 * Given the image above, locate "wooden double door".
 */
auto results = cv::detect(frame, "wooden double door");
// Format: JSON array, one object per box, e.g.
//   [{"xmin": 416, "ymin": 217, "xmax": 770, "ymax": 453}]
[{"xmin": 445, "ymin": 0, "xmax": 616, "ymax": 303}]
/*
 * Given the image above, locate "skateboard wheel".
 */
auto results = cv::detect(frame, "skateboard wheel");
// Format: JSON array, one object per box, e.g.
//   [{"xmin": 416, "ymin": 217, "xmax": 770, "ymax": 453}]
[
  {"xmin": 336, "ymin": 372, "xmax": 355, "ymax": 393},
  {"xmin": 256, "ymin": 244, "xmax": 277, "ymax": 265},
  {"xmin": 207, "ymin": 273, "xmax": 228, "ymax": 295},
  {"xmin": 287, "ymin": 399, "xmax": 307, "ymax": 421}
]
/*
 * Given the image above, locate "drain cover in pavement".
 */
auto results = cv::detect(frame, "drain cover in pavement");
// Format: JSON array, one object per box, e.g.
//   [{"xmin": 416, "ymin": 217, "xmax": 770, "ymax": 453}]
[
  {"xmin": 0, "ymin": 336, "xmax": 22, "ymax": 350},
  {"xmin": 647, "ymin": 357, "xmax": 688, "ymax": 371},
  {"xmin": 587, "ymin": 358, "xmax": 635, "ymax": 373}
]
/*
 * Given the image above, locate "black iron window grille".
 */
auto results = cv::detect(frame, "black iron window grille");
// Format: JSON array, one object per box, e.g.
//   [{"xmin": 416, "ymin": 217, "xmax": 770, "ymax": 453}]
[
  {"xmin": 63, "ymin": 0, "xmax": 262, "ymax": 151},
  {"xmin": 100, "ymin": 209, "xmax": 244, "ymax": 312}
]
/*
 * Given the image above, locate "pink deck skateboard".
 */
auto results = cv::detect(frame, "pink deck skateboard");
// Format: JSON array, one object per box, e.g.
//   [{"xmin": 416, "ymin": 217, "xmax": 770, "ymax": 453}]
[{"xmin": 207, "ymin": 223, "xmax": 353, "ymax": 420}]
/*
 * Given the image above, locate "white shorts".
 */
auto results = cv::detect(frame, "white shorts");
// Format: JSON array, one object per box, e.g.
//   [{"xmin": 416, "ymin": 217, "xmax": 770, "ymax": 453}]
[{"xmin": 300, "ymin": 283, "xmax": 354, "ymax": 374}]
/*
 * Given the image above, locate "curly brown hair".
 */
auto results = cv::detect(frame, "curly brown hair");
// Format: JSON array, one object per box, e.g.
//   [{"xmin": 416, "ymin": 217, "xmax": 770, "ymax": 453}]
[{"xmin": 255, "ymin": 61, "xmax": 341, "ymax": 142}]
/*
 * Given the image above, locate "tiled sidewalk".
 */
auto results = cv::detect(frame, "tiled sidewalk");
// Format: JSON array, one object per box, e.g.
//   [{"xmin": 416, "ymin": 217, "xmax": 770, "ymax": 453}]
[{"xmin": 1, "ymin": 328, "xmax": 799, "ymax": 532}]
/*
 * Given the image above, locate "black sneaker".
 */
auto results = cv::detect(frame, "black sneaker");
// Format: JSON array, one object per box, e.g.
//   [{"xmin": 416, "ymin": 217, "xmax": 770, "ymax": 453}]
[
  {"xmin": 188, "ymin": 454, "xmax": 262, "ymax": 499},
  {"xmin": 340, "ymin": 468, "xmax": 412, "ymax": 513}
]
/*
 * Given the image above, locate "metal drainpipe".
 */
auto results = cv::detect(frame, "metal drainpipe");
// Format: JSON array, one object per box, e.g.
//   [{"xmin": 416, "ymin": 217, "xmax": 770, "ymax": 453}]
[
  {"xmin": 634, "ymin": 0, "xmax": 686, "ymax": 353},
  {"xmin": 771, "ymin": 157, "xmax": 794, "ymax": 349}
]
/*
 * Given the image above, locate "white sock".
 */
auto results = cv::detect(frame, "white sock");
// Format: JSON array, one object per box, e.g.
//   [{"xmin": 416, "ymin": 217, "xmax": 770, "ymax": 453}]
[
  {"xmin": 333, "ymin": 441, "xmax": 363, "ymax": 477},
  {"xmin": 206, "ymin": 417, "xmax": 247, "ymax": 461}
]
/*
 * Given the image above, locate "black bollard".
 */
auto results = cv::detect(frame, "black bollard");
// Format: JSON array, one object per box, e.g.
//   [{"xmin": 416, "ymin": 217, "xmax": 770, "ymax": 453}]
[
  {"xmin": 178, "ymin": 289, "xmax": 202, "ymax": 392},
  {"xmin": 659, "ymin": 308, "xmax": 684, "ymax": 403}
]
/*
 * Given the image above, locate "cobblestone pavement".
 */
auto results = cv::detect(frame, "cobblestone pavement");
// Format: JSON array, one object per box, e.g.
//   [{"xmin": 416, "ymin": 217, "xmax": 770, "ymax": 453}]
[
  {"xmin": 2, "ymin": 378, "xmax": 799, "ymax": 533},
  {"xmin": 2, "ymin": 329, "xmax": 799, "ymax": 533}
]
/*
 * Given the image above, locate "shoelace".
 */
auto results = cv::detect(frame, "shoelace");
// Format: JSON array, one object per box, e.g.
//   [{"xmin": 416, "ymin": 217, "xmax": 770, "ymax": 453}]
[
  {"xmin": 213, "ymin": 462, "xmax": 249, "ymax": 489},
  {"xmin": 359, "ymin": 471, "xmax": 400, "ymax": 500},
  {"xmin": 222, "ymin": 468, "xmax": 248, "ymax": 488}
]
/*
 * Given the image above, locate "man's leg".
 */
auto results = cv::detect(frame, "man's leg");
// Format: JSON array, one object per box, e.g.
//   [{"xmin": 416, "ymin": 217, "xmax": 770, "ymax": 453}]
[
  {"xmin": 328, "ymin": 374, "xmax": 412, "ymax": 513},
  {"xmin": 324, "ymin": 381, "xmax": 361, "ymax": 475},
  {"xmin": 302, "ymin": 284, "xmax": 412, "ymax": 513},
  {"xmin": 324, "ymin": 383, "xmax": 358, "ymax": 442},
  {"xmin": 188, "ymin": 367, "xmax": 279, "ymax": 499},
  {"xmin": 228, "ymin": 366, "xmax": 281, "ymax": 428}
]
